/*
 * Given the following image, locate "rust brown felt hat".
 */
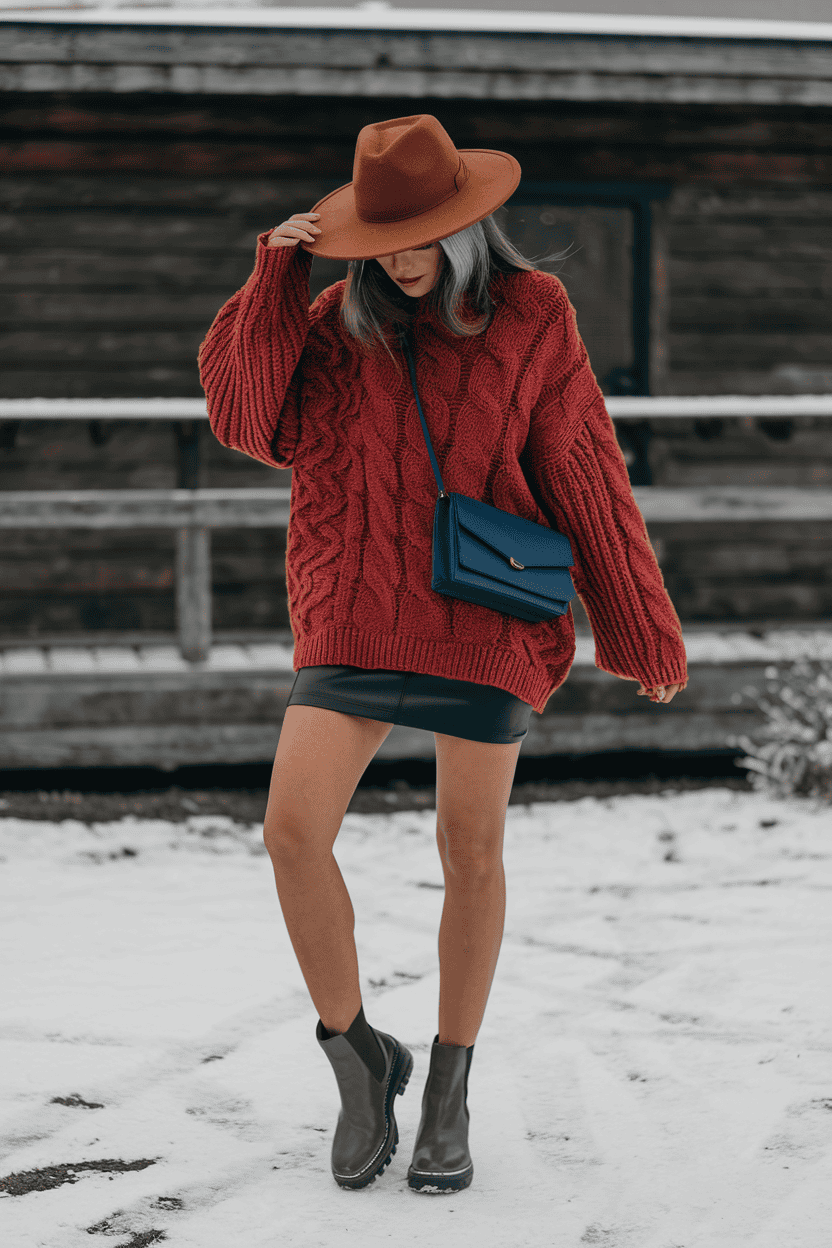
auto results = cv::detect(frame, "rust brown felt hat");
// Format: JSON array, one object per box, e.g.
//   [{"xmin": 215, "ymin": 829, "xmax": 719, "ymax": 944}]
[{"xmin": 301, "ymin": 114, "xmax": 521, "ymax": 261}]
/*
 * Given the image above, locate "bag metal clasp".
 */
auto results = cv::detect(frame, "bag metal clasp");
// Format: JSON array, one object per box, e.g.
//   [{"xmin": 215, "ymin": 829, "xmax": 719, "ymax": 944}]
[{"xmin": 509, "ymin": 557, "xmax": 525, "ymax": 570}]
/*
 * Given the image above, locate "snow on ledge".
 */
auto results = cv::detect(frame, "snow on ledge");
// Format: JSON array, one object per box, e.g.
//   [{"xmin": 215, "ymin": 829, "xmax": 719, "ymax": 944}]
[
  {"xmin": 2, "ymin": 395, "xmax": 831, "ymax": 422},
  {"xmin": 3, "ymin": 630, "xmax": 832, "ymax": 676},
  {"xmin": 0, "ymin": 5, "xmax": 831, "ymax": 42}
]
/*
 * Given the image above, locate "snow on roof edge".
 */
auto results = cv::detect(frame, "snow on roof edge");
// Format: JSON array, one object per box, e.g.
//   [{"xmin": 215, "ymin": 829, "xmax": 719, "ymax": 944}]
[{"xmin": 1, "ymin": 7, "xmax": 831, "ymax": 43}]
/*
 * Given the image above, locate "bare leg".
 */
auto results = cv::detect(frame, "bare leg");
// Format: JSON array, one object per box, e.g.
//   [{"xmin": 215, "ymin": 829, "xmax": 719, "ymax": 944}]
[
  {"xmin": 263, "ymin": 704, "xmax": 393, "ymax": 1034},
  {"xmin": 433, "ymin": 732, "xmax": 522, "ymax": 1047},
  {"xmin": 437, "ymin": 862, "xmax": 507, "ymax": 1048},
  {"xmin": 270, "ymin": 845, "xmax": 364, "ymax": 1034}
]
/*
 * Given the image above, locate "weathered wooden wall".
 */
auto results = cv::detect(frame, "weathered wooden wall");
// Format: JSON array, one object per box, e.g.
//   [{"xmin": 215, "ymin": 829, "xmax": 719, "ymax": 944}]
[
  {"xmin": 661, "ymin": 185, "xmax": 832, "ymax": 396},
  {"xmin": 1, "ymin": 94, "xmax": 831, "ymax": 634},
  {"xmin": 2, "ymin": 97, "xmax": 830, "ymax": 397}
]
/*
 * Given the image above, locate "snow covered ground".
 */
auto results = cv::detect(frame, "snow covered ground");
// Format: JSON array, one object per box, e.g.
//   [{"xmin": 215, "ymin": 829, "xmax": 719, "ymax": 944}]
[{"xmin": 1, "ymin": 787, "xmax": 831, "ymax": 1247}]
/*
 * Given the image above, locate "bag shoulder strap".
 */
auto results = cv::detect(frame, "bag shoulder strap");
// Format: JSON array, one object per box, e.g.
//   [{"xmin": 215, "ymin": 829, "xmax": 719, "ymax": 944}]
[{"xmin": 401, "ymin": 330, "xmax": 446, "ymax": 499}]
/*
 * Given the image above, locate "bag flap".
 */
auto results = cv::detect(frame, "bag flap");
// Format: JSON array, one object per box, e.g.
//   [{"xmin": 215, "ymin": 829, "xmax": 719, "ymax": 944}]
[{"xmin": 451, "ymin": 492, "xmax": 574, "ymax": 569}]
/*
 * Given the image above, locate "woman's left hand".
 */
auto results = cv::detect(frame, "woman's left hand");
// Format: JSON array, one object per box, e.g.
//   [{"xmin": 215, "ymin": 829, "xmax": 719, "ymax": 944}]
[{"xmin": 636, "ymin": 682, "xmax": 682, "ymax": 705}]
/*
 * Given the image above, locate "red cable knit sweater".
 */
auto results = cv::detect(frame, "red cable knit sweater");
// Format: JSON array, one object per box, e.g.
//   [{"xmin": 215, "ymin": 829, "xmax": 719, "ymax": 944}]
[{"xmin": 198, "ymin": 233, "xmax": 687, "ymax": 715}]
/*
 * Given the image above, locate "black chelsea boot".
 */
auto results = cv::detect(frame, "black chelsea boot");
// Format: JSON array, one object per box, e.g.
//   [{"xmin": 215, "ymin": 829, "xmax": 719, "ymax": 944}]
[
  {"xmin": 317, "ymin": 1017, "xmax": 414, "ymax": 1189},
  {"xmin": 407, "ymin": 1034, "xmax": 474, "ymax": 1192}
]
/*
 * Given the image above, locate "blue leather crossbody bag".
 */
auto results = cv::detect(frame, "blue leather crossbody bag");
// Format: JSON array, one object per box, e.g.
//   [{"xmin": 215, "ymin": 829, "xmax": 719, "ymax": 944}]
[{"xmin": 402, "ymin": 330, "xmax": 577, "ymax": 624}]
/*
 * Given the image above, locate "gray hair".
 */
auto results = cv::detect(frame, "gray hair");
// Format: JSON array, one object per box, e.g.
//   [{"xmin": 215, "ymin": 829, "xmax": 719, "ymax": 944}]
[{"xmin": 338, "ymin": 211, "xmax": 572, "ymax": 371}]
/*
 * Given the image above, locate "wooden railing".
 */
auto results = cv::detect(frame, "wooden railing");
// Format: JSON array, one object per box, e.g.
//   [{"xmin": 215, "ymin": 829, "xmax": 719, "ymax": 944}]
[{"xmin": 1, "ymin": 395, "xmax": 831, "ymax": 662}]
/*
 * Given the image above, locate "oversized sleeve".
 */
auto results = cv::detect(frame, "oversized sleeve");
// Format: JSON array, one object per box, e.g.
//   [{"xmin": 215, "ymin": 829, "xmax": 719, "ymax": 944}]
[
  {"xmin": 522, "ymin": 281, "xmax": 688, "ymax": 692},
  {"xmin": 197, "ymin": 232, "xmax": 326, "ymax": 469}
]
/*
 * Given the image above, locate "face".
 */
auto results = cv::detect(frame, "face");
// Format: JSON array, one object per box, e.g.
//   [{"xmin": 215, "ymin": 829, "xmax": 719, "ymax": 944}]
[{"xmin": 374, "ymin": 241, "xmax": 443, "ymax": 297}]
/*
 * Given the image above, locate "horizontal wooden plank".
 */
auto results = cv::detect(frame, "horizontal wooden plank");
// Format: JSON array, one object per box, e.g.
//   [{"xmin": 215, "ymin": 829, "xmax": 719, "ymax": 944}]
[
  {"xmin": 670, "ymin": 301, "xmax": 832, "ymax": 332},
  {"xmin": 0, "ymin": 140, "xmax": 322, "ymax": 177},
  {"xmin": 1, "ymin": 62, "xmax": 831, "ymax": 107},
  {"xmin": 2, "ymin": 136, "xmax": 831, "ymax": 181},
  {"xmin": 1, "ymin": 485, "xmax": 832, "ymax": 527},
  {"xmin": 667, "ymin": 581, "xmax": 832, "ymax": 618},
  {"xmin": 3, "ymin": 27, "xmax": 832, "ymax": 77},
  {"xmin": 0, "ymin": 168, "xmax": 830, "ymax": 215},
  {"xmin": 0, "ymin": 252, "xmax": 253, "ymax": 287},
  {"xmin": 0, "ymin": 675, "xmax": 296, "ymax": 727},
  {"xmin": 0, "ymin": 529, "xmax": 176, "ymax": 553},
  {"xmin": 659, "ymin": 432, "xmax": 832, "ymax": 458},
  {"xmin": 1, "ymin": 194, "xmax": 830, "ymax": 255},
  {"xmin": 2, "ymin": 137, "xmax": 832, "ymax": 182},
  {"xmin": 668, "ymin": 226, "xmax": 832, "ymax": 256},
  {"xmin": 0, "ymin": 211, "xmax": 270, "ymax": 248},
  {"xmin": 668, "ymin": 256, "xmax": 831, "ymax": 295},
  {"xmin": 0, "ymin": 552, "xmax": 286, "ymax": 590},
  {"xmin": 668, "ymin": 185, "xmax": 832, "ymax": 215},
  {"xmin": 0, "ymin": 524, "xmax": 284, "ymax": 549},
  {"xmin": 0, "ymin": 629, "xmax": 296, "ymax": 651},
  {"xmin": 2, "ymin": 101, "xmax": 831, "ymax": 153},
  {"xmin": 660, "ymin": 465, "xmax": 832, "ymax": 488},
  {"xmin": 664, "ymin": 369, "xmax": 832, "ymax": 396},
  {"xmin": 665, "ymin": 543, "xmax": 832, "ymax": 576},
  {"xmin": 0, "ymin": 455, "xmax": 282, "ymax": 493},
  {"xmin": 0, "ymin": 559, "xmax": 175, "ymax": 591},
  {"xmin": 0, "ymin": 487, "xmax": 292, "ymax": 528},
  {"xmin": 0, "ymin": 711, "xmax": 766, "ymax": 767},
  {"xmin": 642, "ymin": 518, "xmax": 832, "ymax": 540},
  {"xmin": 0, "ymin": 372, "xmax": 205, "ymax": 400},
  {"xmin": 0, "ymin": 722, "xmax": 283, "ymax": 768},
  {"xmin": 0, "ymin": 289, "xmax": 231, "ymax": 324},
  {"xmin": 0, "ymin": 592, "xmax": 289, "ymax": 638},
  {"xmin": 0, "ymin": 331, "xmax": 206, "ymax": 364},
  {"xmin": 0, "ymin": 174, "xmax": 335, "ymax": 211},
  {"xmin": 667, "ymin": 335, "xmax": 832, "ymax": 365},
  {"xmin": 0, "ymin": 592, "xmax": 176, "ymax": 635}
]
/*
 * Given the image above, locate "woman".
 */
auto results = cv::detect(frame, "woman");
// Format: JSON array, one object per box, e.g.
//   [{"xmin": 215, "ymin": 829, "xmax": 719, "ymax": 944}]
[{"xmin": 198, "ymin": 114, "xmax": 686, "ymax": 1195}]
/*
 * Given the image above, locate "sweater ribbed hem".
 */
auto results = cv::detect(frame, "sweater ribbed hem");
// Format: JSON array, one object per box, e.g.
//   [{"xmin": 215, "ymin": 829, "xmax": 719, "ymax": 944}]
[{"xmin": 293, "ymin": 626, "xmax": 688, "ymax": 714}]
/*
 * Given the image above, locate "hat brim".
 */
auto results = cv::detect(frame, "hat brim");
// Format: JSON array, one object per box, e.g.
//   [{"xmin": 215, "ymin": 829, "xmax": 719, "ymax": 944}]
[{"xmin": 300, "ymin": 149, "xmax": 521, "ymax": 261}]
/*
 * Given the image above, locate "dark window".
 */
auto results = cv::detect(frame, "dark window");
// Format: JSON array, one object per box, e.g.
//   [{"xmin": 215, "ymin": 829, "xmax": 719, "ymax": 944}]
[{"xmin": 503, "ymin": 181, "xmax": 672, "ymax": 399}]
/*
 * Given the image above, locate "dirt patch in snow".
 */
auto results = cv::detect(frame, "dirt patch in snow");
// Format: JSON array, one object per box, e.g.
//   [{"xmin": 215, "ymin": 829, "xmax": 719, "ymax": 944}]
[{"xmin": 0, "ymin": 775, "xmax": 750, "ymax": 825}]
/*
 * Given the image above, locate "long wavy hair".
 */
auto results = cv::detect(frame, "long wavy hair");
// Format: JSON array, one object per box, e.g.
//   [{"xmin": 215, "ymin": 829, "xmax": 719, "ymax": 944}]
[{"xmin": 338, "ymin": 210, "xmax": 572, "ymax": 372}]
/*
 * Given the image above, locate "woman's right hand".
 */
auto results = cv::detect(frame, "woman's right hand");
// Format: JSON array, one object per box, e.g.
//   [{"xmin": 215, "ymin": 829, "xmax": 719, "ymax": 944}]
[{"xmin": 267, "ymin": 213, "xmax": 321, "ymax": 247}]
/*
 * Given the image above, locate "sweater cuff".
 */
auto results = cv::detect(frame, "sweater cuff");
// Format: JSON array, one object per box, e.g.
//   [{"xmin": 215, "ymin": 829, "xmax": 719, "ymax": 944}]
[{"xmin": 253, "ymin": 231, "xmax": 314, "ymax": 286}]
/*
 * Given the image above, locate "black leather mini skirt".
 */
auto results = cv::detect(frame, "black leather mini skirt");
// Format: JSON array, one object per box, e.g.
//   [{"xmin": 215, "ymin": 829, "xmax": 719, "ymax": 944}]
[{"xmin": 286, "ymin": 664, "xmax": 532, "ymax": 744}]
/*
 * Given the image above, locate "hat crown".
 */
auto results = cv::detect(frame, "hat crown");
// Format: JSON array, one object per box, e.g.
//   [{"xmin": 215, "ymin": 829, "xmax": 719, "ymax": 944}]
[{"xmin": 353, "ymin": 115, "xmax": 469, "ymax": 226}]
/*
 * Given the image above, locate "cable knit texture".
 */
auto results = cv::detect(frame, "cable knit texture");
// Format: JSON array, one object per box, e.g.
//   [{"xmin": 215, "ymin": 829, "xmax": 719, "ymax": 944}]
[{"xmin": 197, "ymin": 232, "xmax": 687, "ymax": 715}]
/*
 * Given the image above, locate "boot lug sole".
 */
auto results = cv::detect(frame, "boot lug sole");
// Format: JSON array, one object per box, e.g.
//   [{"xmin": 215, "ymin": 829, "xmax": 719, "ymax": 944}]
[{"xmin": 407, "ymin": 1165, "xmax": 474, "ymax": 1193}]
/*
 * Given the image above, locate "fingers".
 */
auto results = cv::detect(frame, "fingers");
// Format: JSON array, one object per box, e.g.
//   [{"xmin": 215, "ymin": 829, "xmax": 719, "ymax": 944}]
[
  {"xmin": 636, "ymin": 682, "xmax": 680, "ymax": 704},
  {"xmin": 267, "ymin": 212, "xmax": 322, "ymax": 247}
]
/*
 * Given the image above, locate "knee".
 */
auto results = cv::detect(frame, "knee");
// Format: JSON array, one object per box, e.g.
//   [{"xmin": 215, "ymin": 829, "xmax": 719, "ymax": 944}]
[
  {"xmin": 437, "ymin": 822, "xmax": 504, "ymax": 886},
  {"xmin": 442, "ymin": 855, "xmax": 503, "ymax": 889},
  {"xmin": 263, "ymin": 812, "xmax": 311, "ymax": 862}
]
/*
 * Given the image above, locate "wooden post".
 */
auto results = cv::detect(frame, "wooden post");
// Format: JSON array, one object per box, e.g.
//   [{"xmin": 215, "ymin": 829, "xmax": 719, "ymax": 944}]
[
  {"xmin": 176, "ymin": 526, "xmax": 211, "ymax": 662},
  {"xmin": 174, "ymin": 420, "xmax": 209, "ymax": 660}
]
